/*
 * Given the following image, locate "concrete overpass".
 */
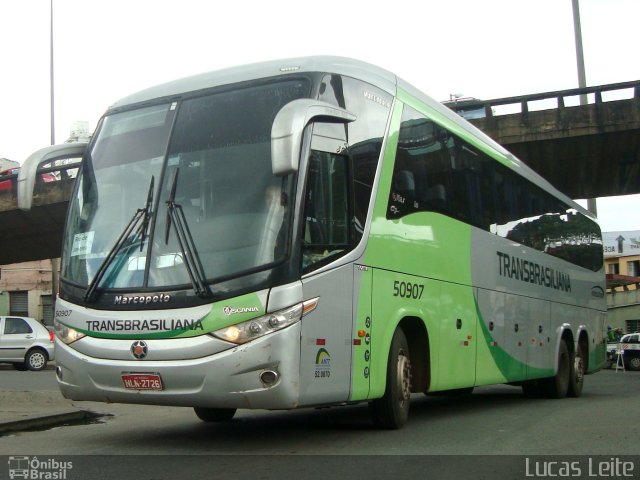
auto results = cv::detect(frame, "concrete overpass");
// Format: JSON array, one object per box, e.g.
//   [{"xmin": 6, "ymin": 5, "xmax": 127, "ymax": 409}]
[
  {"xmin": 1, "ymin": 80, "xmax": 639, "ymax": 266},
  {"xmin": 450, "ymin": 80, "xmax": 640, "ymax": 199},
  {"xmin": 0, "ymin": 144, "xmax": 84, "ymax": 265}
]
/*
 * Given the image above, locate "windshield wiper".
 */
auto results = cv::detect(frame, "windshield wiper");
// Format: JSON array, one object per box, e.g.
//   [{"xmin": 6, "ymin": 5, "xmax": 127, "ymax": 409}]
[
  {"xmin": 84, "ymin": 176, "xmax": 155, "ymax": 302},
  {"xmin": 164, "ymin": 169, "xmax": 212, "ymax": 298},
  {"xmin": 140, "ymin": 176, "xmax": 155, "ymax": 250}
]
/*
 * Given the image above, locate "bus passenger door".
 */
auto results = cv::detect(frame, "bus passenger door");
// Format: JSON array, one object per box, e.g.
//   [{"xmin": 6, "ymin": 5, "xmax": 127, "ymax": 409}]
[{"xmin": 297, "ymin": 133, "xmax": 356, "ymax": 406}]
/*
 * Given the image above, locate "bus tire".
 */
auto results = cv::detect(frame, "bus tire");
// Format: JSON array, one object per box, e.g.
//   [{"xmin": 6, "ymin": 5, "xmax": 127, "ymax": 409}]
[
  {"xmin": 369, "ymin": 328, "xmax": 412, "ymax": 429},
  {"xmin": 540, "ymin": 340, "xmax": 570, "ymax": 399},
  {"xmin": 568, "ymin": 341, "xmax": 586, "ymax": 397},
  {"xmin": 193, "ymin": 407, "xmax": 236, "ymax": 422}
]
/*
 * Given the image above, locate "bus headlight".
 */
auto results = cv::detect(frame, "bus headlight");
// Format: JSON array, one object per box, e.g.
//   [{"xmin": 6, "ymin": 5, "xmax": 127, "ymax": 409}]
[
  {"xmin": 54, "ymin": 319, "xmax": 86, "ymax": 345},
  {"xmin": 212, "ymin": 297, "xmax": 319, "ymax": 344}
]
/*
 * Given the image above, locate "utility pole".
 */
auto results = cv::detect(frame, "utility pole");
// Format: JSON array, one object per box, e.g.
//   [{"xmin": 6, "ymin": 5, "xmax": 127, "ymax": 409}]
[
  {"xmin": 572, "ymin": 0, "xmax": 597, "ymax": 216},
  {"xmin": 50, "ymin": 0, "xmax": 59, "ymax": 320},
  {"xmin": 50, "ymin": 0, "xmax": 55, "ymax": 146},
  {"xmin": 572, "ymin": 0, "xmax": 587, "ymax": 103}
]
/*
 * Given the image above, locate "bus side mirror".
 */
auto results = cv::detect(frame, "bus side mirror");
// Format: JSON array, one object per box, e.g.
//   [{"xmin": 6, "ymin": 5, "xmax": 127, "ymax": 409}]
[
  {"xmin": 18, "ymin": 143, "xmax": 87, "ymax": 211},
  {"xmin": 271, "ymin": 99, "xmax": 356, "ymax": 176}
]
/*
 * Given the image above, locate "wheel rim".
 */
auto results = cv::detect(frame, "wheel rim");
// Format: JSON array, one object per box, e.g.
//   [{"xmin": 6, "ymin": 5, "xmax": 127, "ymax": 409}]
[
  {"xmin": 396, "ymin": 349, "xmax": 412, "ymax": 406},
  {"xmin": 630, "ymin": 358, "xmax": 640, "ymax": 369},
  {"xmin": 559, "ymin": 351, "xmax": 569, "ymax": 387},
  {"xmin": 574, "ymin": 352, "xmax": 584, "ymax": 384},
  {"xmin": 29, "ymin": 352, "xmax": 46, "ymax": 369}
]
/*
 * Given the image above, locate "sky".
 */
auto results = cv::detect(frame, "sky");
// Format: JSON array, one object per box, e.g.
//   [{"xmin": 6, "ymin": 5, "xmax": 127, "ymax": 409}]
[{"xmin": 0, "ymin": 0, "xmax": 638, "ymax": 232}]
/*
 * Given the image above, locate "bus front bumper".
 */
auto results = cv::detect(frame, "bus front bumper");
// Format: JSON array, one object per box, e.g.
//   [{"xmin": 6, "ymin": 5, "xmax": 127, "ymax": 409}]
[{"xmin": 55, "ymin": 323, "xmax": 301, "ymax": 410}]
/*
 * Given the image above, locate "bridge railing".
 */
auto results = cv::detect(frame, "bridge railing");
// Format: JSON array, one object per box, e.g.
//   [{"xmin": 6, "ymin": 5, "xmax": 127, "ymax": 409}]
[{"xmin": 447, "ymin": 80, "xmax": 640, "ymax": 123}]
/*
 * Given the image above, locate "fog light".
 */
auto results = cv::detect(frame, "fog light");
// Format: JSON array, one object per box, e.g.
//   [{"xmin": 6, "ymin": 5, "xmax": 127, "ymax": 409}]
[
  {"xmin": 259, "ymin": 370, "xmax": 279, "ymax": 387},
  {"xmin": 56, "ymin": 366, "xmax": 63, "ymax": 380},
  {"xmin": 249, "ymin": 322, "xmax": 262, "ymax": 334}
]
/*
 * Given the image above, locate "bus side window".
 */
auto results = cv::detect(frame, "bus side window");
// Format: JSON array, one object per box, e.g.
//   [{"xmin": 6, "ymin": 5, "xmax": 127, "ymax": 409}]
[{"xmin": 388, "ymin": 105, "xmax": 451, "ymax": 219}]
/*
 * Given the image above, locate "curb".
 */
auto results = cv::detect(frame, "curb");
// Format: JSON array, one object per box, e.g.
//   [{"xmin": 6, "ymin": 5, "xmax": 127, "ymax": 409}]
[{"xmin": 0, "ymin": 410, "xmax": 105, "ymax": 436}]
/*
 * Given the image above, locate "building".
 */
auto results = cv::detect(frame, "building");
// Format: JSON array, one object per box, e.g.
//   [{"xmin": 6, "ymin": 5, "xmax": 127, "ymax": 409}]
[
  {"xmin": 65, "ymin": 121, "xmax": 91, "ymax": 144},
  {"xmin": 604, "ymin": 230, "xmax": 640, "ymax": 333},
  {"xmin": 604, "ymin": 230, "xmax": 640, "ymax": 288},
  {"xmin": 0, "ymin": 259, "xmax": 55, "ymax": 324}
]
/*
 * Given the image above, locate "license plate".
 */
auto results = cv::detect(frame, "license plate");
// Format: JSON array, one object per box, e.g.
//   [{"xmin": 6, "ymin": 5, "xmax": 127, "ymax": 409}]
[{"xmin": 122, "ymin": 373, "xmax": 163, "ymax": 390}]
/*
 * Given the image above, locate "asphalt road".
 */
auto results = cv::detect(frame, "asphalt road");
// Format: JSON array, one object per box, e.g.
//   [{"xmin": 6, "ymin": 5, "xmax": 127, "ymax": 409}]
[
  {"xmin": 1, "ymin": 368, "xmax": 639, "ymax": 479},
  {"xmin": 0, "ymin": 364, "xmax": 58, "ymax": 390}
]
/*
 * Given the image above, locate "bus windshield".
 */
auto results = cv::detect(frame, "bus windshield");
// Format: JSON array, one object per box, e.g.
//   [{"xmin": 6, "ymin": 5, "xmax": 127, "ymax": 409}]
[{"xmin": 61, "ymin": 79, "xmax": 310, "ymax": 293}]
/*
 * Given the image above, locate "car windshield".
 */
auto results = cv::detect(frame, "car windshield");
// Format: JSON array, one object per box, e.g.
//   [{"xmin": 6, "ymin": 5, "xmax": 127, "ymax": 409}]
[{"xmin": 61, "ymin": 79, "xmax": 310, "ymax": 292}]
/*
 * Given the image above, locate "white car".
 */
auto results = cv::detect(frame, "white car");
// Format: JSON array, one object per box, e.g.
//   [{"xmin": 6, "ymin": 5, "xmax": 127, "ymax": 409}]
[
  {"xmin": 608, "ymin": 332, "xmax": 640, "ymax": 371},
  {"xmin": 619, "ymin": 333, "xmax": 640, "ymax": 371},
  {"xmin": 0, "ymin": 316, "xmax": 55, "ymax": 371}
]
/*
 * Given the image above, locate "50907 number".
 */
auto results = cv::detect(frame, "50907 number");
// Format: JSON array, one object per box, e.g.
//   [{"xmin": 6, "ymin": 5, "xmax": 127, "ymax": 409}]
[{"xmin": 393, "ymin": 280, "xmax": 424, "ymax": 299}]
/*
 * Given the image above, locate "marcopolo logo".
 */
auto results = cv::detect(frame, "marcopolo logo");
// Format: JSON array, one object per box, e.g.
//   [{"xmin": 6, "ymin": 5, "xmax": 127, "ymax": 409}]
[
  {"xmin": 8, "ymin": 456, "xmax": 73, "ymax": 479},
  {"xmin": 223, "ymin": 306, "xmax": 259, "ymax": 316},
  {"xmin": 114, "ymin": 293, "xmax": 171, "ymax": 305}
]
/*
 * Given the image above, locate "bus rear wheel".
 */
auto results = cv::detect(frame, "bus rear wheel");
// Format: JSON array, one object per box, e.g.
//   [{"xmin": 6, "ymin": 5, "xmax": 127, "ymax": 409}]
[
  {"xmin": 540, "ymin": 340, "xmax": 570, "ymax": 399},
  {"xmin": 193, "ymin": 407, "xmax": 237, "ymax": 422},
  {"xmin": 568, "ymin": 341, "xmax": 586, "ymax": 397},
  {"xmin": 370, "ymin": 328, "xmax": 412, "ymax": 429}
]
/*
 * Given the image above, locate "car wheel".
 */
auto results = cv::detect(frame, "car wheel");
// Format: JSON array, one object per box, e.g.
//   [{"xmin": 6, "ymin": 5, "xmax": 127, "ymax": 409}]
[
  {"xmin": 627, "ymin": 356, "xmax": 640, "ymax": 371},
  {"xmin": 25, "ymin": 349, "xmax": 48, "ymax": 371}
]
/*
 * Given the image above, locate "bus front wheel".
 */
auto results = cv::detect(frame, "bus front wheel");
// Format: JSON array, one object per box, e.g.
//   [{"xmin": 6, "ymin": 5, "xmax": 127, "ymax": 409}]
[
  {"xmin": 369, "ymin": 328, "xmax": 412, "ymax": 429},
  {"xmin": 193, "ymin": 407, "xmax": 237, "ymax": 422}
]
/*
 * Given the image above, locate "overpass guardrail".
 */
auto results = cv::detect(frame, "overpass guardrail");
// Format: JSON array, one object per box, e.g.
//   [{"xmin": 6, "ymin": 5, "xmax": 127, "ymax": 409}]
[{"xmin": 446, "ymin": 80, "xmax": 640, "ymax": 124}]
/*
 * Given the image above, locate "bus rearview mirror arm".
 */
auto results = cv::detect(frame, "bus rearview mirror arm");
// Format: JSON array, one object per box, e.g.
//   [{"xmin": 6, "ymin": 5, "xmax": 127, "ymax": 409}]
[
  {"xmin": 18, "ymin": 143, "xmax": 87, "ymax": 211},
  {"xmin": 271, "ymin": 99, "xmax": 356, "ymax": 176}
]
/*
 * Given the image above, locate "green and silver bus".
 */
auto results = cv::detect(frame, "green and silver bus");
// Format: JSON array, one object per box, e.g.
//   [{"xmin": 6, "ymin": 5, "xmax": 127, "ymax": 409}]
[{"xmin": 39, "ymin": 57, "xmax": 605, "ymax": 428}]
